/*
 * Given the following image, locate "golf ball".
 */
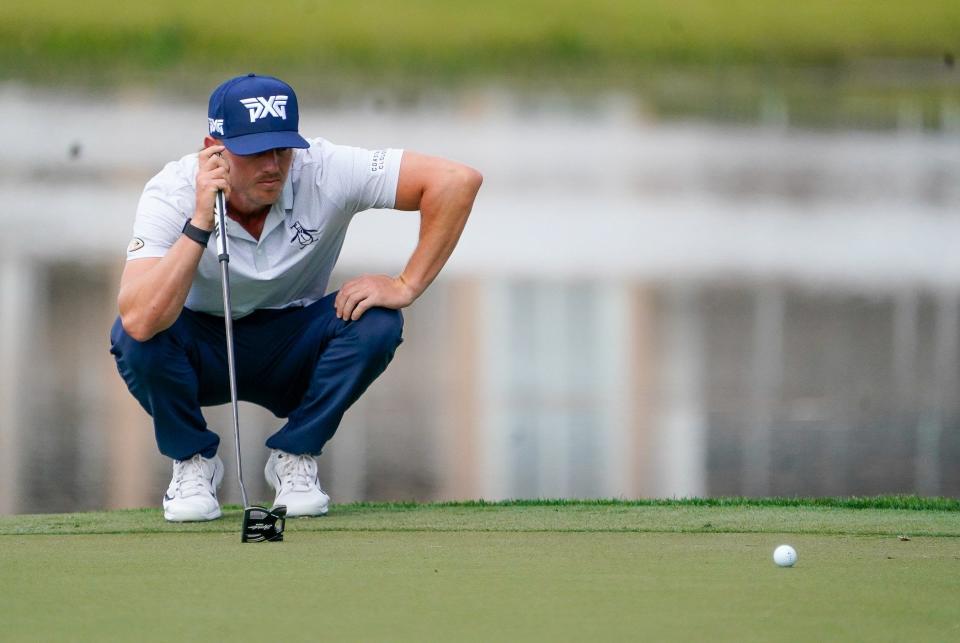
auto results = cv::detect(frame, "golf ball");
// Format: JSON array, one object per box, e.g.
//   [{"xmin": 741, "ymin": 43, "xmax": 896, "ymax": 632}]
[{"xmin": 773, "ymin": 544, "xmax": 797, "ymax": 567}]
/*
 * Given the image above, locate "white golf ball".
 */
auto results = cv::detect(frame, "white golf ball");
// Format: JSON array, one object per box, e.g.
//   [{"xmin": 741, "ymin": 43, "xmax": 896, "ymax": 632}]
[{"xmin": 773, "ymin": 544, "xmax": 797, "ymax": 567}]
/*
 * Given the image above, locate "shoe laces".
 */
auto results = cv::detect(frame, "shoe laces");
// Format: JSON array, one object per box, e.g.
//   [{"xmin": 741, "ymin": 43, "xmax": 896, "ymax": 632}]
[
  {"xmin": 275, "ymin": 452, "xmax": 320, "ymax": 492},
  {"xmin": 171, "ymin": 454, "xmax": 212, "ymax": 498}
]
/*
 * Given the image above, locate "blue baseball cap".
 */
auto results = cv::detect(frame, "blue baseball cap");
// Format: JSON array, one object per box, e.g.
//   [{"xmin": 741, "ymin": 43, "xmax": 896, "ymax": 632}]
[{"xmin": 207, "ymin": 73, "xmax": 310, "ymax": 155}]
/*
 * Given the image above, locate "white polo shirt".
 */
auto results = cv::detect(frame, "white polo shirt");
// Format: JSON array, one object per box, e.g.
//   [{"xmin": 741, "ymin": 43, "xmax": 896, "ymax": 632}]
[{"xmin": 126, "ymin": 138, "xmax": 403, "ymax": 318}]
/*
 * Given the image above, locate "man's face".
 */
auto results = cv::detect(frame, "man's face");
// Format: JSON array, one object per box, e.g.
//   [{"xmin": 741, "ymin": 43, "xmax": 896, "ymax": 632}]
[
  {"xmin": 215, "ymin": 141, "xmax": 294, "ymax": 215},
  {"xmin": 226, "ymin": 146, "xmax": 293, "ymax": 212}
]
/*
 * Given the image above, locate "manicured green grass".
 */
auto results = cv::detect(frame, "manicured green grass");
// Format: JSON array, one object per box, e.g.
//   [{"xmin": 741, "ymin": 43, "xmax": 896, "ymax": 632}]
[
  {"xmin": 3, "ymin": 531, "xmax": 958, "ymax": 642},
  {"xmin": 2, "ymin": 1, "xmax": 958, "ymax": 85},
  {"xmin": 2, "ymin": 496, "xmax": 959, "ymax": 537},
  {"xmin": 1, "ymin": 499, "xmax": 958, "ymax": 641}
]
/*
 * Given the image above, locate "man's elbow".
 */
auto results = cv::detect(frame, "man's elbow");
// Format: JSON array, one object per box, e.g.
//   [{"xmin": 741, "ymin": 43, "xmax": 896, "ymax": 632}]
[
  {"xmin": 460, "ymin": 166, "xmax": 483, "ymax": 196},
  {"xmin": 118, "ymin": 302, "xmax": 168, "ymax": 342},
  {"xmin": 120, "ymin": 312, "xmax": 157, "ymax": 343},
  {"xmin": 448, "ymin": 165, "xmax": 482, "ymax": 204}
]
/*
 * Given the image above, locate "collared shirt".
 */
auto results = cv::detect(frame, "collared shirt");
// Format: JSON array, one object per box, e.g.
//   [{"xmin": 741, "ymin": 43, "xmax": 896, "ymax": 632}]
[{"xmin": 126, "ymin": 138, "xmax": 403, "ymax": 317}]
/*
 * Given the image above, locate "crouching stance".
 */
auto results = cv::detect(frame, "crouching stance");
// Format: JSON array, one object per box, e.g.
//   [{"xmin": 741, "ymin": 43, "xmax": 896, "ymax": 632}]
[{"xmin": 110, "ymin": 74, "xmax": 481, "ymax": 520}]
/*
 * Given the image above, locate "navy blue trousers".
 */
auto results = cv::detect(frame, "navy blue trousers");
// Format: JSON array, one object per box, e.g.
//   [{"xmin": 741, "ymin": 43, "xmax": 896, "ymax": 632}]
[{"xmin": 109, "ymin": 292, "xmax": 403, "ymax": 461}]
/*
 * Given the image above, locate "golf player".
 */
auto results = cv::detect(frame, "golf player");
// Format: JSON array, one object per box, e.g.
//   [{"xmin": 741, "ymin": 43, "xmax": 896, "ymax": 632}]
[{"xmin": 110, "ymin": 73, "xmax": 482, "ymax": 521}]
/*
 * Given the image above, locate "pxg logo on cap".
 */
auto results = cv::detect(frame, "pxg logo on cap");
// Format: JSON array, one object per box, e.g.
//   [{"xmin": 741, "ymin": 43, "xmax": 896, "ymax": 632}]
[{"xmin": 207, "ymin": 73, "xmax": 310, "ymax": 155}]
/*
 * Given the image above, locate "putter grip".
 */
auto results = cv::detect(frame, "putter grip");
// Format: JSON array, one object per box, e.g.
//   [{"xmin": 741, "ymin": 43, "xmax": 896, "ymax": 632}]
[{"xmin": 215, "ymin": 190, "xmax": 228, "ymax": 260}]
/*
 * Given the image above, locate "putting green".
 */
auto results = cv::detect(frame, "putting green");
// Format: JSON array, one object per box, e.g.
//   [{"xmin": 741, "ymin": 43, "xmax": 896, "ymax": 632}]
[{"xmin": 1, "ymin": 500, "xmax": 958, "ymax": 641}]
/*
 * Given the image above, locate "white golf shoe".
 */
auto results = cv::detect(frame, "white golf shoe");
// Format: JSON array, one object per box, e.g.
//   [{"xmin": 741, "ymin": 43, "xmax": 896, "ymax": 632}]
[
  {"xmin": 264, "ymin": 449, "xmax": 330, "ymax": 517},
  {"xmin": 162, "ymin": 453, "xmax": 224, "ymax": 522}
]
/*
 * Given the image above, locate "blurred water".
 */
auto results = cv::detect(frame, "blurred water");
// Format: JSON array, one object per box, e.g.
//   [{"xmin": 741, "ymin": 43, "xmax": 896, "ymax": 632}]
[{"xmin": 1, "ymin": 83, "xmax": 958, "ymax": 513}]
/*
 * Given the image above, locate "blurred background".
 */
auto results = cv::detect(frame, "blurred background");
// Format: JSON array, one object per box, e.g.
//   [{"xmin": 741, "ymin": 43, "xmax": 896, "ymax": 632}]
[{"xmin": 1, "ymin": 1, "xmax": 958, "ymax": 513}]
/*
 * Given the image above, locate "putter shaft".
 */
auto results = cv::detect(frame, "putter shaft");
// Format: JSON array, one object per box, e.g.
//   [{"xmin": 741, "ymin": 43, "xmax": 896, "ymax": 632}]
[{"xmin": 215, "ymin": 189, "xmax": 249, "ymax": 509}]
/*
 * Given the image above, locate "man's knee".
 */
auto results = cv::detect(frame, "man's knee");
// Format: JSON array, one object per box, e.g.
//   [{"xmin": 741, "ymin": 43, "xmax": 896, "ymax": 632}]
[
  {"xmin": 110, "ymin": 316, "xmax": 182, "ymax": 379},
  {"xmin": 352, "ymin": 307, "xmax": 404, "ymax": 360}
]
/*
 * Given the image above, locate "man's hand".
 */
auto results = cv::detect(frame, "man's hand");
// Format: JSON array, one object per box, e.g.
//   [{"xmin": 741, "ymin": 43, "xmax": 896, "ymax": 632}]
[
  {"xmin": 194, "ymin": 144, "xmax": 229, "ymax": 230},
  {"xmin": 335, "ymin": 274, "xmax": 418, "ymax": 321}
]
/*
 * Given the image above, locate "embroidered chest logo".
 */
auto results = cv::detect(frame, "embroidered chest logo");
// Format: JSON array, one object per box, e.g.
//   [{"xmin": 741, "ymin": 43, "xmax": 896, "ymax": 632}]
[{"xmin": 290, "ymin": 221, "xmax": 320, "ymax": 249}]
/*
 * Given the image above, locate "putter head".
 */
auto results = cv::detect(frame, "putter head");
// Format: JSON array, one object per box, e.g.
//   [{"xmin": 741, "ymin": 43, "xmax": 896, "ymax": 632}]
[{"xmin": 241, "ymin": 504, "xmax": 286, "ymax": 543}]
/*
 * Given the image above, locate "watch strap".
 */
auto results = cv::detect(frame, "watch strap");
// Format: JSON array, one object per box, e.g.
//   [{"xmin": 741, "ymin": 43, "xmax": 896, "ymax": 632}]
[{"xmin": 182, "ymin": 219, "xmax": 212, "ymax": 247}]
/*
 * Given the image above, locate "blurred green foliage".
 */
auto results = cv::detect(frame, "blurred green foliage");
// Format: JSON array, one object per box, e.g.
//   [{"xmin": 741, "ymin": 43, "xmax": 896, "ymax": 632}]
[{"xmin": 2, "ymin": 0, "xmax": 958, "ymax": 85}]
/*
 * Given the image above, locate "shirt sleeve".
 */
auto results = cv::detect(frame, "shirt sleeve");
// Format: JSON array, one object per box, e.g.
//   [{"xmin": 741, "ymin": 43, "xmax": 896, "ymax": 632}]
[
  {"xmin": 126, "ymin": 161, "xmax": 194, "ymax": 260},
  {"xmin": 314, "ymin": 141, "xmax": 403, "ymax": 215}
]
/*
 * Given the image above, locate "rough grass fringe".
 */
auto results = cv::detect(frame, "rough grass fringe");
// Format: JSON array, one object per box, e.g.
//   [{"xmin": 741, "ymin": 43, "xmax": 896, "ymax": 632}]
[{"xmin": 340, "ymin": 495, "xmax": 960, "ymax": 512}]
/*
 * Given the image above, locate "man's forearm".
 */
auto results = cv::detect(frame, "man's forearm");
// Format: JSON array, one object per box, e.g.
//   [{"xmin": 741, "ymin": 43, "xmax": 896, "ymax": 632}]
[
  {"xmin": 334, "ymin": 156, "xmax": 482, "ymax": 322},
  {"xmin": 399, "ymin": 167, "xmax": 482, "ymax": 297},
  {"xmin": 118, "ymin": 233, "xmax": 207, "ymax": 341}
]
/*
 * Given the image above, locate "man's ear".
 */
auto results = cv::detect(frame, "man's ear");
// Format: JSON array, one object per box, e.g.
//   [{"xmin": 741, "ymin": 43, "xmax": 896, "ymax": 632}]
[{"xmin": 203, "ymin": 135, "xmax": 219, "ymax": 148}]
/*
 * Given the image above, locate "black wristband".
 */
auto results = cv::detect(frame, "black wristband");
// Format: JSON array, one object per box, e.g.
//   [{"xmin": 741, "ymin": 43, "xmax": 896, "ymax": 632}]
[{"xmin": 182, "ymin": 220, "xmax": 212, "ymax": 247}]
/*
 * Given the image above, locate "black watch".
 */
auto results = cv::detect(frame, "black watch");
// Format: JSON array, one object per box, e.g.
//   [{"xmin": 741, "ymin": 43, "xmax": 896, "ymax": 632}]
[{"xmin": 182, "ymin": 220, "xmax": 212, "ymax": 247}]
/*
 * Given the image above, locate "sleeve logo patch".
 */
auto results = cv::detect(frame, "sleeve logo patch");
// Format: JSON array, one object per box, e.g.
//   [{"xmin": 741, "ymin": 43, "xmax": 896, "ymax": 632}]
[
  {"xmin": 370, "ymin": 150, "xmax": 386, "ymax": 173},
  {"xmin": 127, "ymin": 237, "xmax": 145, "ymax": 252}
]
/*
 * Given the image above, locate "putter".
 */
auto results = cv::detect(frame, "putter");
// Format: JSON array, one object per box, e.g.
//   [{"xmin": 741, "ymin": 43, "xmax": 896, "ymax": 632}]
[{"xmin": 215, "ymin": 188, "xmax": 287, "ymax": 543}]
